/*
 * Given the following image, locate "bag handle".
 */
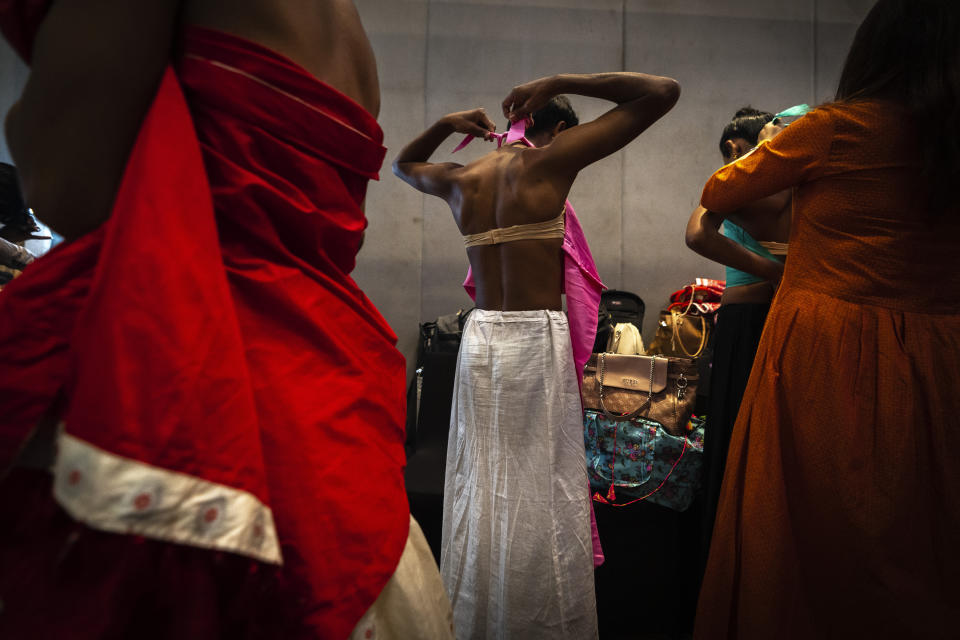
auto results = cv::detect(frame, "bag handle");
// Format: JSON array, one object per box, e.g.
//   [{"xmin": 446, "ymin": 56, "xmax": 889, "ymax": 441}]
[
  {"xmin": 682, "ymin": 284, "xmax": 697, "ymax": 315},
  {"xmin": 598, "ymin": 352, "xmax": 654, "ymax": 421},
  {"xmin": 670, "ymin": 309, "xmax": 707, "ymax": 358}
]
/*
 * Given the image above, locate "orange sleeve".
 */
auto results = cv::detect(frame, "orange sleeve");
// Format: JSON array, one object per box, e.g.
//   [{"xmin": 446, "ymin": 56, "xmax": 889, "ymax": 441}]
[{"xmin": 701, "ymin": 107, "xmax": 836, "ymax": 214}]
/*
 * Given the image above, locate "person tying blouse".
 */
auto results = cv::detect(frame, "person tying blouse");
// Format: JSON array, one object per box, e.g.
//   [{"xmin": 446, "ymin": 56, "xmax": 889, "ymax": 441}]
[
  {"xmin": 683, "ymin": 106, "xmax": 792, "ymax": 578},
  {"xmin": 393, "ymin": 71, "xmax": 679, "ymax": 640}
]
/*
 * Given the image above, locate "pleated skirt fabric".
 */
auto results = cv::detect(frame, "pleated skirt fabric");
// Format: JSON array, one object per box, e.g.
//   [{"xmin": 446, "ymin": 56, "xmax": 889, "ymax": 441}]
[
  {"xmin": 700, "ymin": 303, "xmax": 770, "ymax": 564},
  {"xmin": 441, "ymin": 309, "xmax": 598, "ymax": 640},
  {"xmin": 695, "ymin": 285, "xmax": 960, "ymax": 638}
]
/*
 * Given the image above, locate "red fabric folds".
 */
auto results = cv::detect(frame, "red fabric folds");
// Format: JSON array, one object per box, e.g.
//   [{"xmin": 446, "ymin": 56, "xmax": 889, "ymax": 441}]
[{"xmin": 0, "ymin": 25, "xmax": 408, "ymax": 639}]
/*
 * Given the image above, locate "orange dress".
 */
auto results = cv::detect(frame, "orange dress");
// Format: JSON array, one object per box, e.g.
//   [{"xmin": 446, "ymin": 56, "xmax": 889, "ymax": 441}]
[{"xmin": 694, "ymin": 100, "xmax": 960, "ymax": 638}]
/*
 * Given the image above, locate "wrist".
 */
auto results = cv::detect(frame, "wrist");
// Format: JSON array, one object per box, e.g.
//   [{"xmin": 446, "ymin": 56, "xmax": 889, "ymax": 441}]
[
  {"xmin": 435, "ymin": 117, "xmax": 456, "ymax": 134},
  {"xmin": 762, "ymin": 259, "xmax": 784, "ymax": 282},
  {"xmin": 549, "ymin": 74, "xmax": 573, "ymax": 94}
]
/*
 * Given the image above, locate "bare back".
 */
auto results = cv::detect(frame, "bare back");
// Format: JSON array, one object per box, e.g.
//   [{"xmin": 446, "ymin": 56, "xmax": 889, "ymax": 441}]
[
  {"xmin": 450, "ymin": 144, "xmax": 574, "ymax": 311},
  {"xmin": 183, "ymin": 0, "xmax": 380, "ymax": 116},
  {"xmin": 393, "ymin": 72, "xmax": 681, "ymax": 311}
]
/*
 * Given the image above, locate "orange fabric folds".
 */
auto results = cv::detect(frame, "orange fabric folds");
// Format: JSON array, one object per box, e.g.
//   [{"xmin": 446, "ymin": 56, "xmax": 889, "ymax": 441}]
[{"xmin": 695, "ymin": 101, "xmax": 960, "ymax": 638}]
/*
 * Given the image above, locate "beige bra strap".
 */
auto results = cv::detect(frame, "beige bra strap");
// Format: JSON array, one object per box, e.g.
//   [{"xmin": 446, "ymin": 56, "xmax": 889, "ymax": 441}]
[
  {"xmin": 463, "ymin": 206, "xmax": 565, "ymax": 248},
  {"xmin": 758, "ymin": 240, "xmax": 789, "ymax": 256}
]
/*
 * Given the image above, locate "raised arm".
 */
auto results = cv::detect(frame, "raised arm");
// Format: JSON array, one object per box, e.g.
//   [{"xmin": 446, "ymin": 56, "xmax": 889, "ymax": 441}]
[
  {"xmin": 4, "ymin": 0, "xmax": 181, "ymax": 241},
  {"xmin": 392, "ymin": 108, "xmax": 496, "ymax": 200},
  {"xmin": 701, "ymin": 109, "xmax": 834, "ymax": 214},
  {"xmin": 685, "ymin": 206, "xmax": 783, "ymax": 283},
  {"xmin": 501, "ymin": 72, "xmax": 680, "ymax": 177}
]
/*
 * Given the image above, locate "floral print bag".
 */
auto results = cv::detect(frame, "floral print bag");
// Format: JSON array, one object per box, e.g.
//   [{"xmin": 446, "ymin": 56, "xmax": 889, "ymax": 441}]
[{"xmin": 583, "ymin": 411, "xmax": 705, "ymax": 511}]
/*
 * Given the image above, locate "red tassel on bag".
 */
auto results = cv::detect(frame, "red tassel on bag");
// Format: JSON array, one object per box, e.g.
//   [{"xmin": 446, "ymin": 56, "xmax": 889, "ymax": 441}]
[{"xmin": 606, "ymin": 419, "xmax": 619, "ymax": 502}]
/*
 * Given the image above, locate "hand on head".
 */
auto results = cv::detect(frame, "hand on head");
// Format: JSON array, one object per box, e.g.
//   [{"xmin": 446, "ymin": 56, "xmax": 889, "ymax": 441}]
[
  {"xmin": 758, "ymin": 121, "xmax": 785, "ymax": 143},
  {"xmin": 443, "ymin": 108, "xmax": 497, "ymax": 140},
  {"xmin": 502, "ymin": 76, "xmax": 557, "ymax": 122}
]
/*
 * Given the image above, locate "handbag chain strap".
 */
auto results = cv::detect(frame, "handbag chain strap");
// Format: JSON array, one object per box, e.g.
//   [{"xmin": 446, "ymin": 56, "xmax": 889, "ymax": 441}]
[
  {"xmin": 594, "ymin": 354, "xmax": 694, "ymax": 507},
  {"xmin": 598, "ymin": 352, "xmax": 655, "ymax": 421}
]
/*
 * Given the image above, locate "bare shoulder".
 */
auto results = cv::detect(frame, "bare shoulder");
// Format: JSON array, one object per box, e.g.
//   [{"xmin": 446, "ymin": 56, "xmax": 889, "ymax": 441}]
[
  {"xmin": 510, "ymin": 146, "xmax": 576, "ymax": 208},
  {"xmin": 183, "ymin": 0, "xmax": 380, "ymax": 115}
]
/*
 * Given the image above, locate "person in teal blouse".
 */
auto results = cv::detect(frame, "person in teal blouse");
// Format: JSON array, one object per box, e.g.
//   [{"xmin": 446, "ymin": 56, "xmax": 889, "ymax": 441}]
[{"xmin": 684, "ymin": 106, "xmax": 792, "ymax": 582}]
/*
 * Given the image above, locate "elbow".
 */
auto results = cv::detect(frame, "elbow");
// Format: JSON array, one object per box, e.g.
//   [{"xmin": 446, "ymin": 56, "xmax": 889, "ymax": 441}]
[
  {"xmin": 391, "ymin": 159, "xmax": 411, "ymax": 184},
  {"xmin": 700, "ymin": 184, "xmax": 730, "ymax": 215},
  {"xmin": 654, "ymin": 78, "xmax": 681, "ymax": 115},
  {"xmin": 685, "ymin": 226, "xmax": 706, "ymax": 253},
  {"xmin": 661, "ymin": 78, "xmax": 681, "ymax": 107}
]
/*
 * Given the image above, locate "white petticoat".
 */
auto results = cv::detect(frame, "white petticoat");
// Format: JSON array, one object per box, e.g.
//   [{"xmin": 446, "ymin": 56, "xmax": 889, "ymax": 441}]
[{"xmin": 441, "ymin": 309, "xmax": 598, "ymax": 640}]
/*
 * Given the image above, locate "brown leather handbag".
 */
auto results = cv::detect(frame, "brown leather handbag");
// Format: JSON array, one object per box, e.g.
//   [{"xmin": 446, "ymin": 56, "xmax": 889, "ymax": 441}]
[
  {"xmin": 581, "ymin": 352, "xmax": 698, "ymax": 437},
  {"xmin": 644, "ymin": 308, "xmax": 710, "ymax": 359}
]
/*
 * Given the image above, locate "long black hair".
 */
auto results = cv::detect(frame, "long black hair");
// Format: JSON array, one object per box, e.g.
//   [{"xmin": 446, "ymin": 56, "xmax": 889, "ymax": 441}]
[
  {"xmin": 836, "ymin": 0, "xmax": 959, "ymax": 212},
  {"xmin": 718, "ymin": 107, "xmax": 774, "ymax": 158}
]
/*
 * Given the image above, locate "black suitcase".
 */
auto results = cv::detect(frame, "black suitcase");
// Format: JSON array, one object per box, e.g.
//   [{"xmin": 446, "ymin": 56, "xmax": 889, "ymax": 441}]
[{"xmin": 404, "ymin": 308, "xmax": 472, "ymax": 562}]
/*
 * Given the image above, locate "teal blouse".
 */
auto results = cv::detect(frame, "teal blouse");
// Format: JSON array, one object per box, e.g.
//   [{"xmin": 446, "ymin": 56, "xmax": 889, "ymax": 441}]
[{"xmin": 722, "ymin": 220, "xmax": 778, "ymax": 288}]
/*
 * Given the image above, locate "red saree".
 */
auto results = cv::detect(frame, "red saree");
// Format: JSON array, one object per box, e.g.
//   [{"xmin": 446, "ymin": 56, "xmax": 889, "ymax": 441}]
[{"xmin": 0, "ymin": 18, "xmax": 408, "ymax": 639}]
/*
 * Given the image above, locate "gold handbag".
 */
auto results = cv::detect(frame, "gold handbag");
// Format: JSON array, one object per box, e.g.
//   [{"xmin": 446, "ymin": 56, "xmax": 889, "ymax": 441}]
[
  {"xmin": 644, "ymin": 308, "xmax": 709, "ymax": 359},
  {"xmin": 581, "ymin": 352, "xmax": 698, "ymax": 437}
]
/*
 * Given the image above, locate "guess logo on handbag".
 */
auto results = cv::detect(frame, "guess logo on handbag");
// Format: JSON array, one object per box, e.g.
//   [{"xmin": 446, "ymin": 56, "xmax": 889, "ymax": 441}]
[{"xmin": 622, "ymin": 378, "xmax": 642, "ymax": 387}]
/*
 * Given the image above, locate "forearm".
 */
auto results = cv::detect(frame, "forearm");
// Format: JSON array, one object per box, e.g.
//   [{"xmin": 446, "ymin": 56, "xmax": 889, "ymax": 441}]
[
  {"xmin": 393, "ymin": 119, "xmax": 455, "ymax": 168},
  {"xmin": 702, "ymin": 110, "xmax": 832, "ymax": 214},
  {"xmin": 392, "ymin": 116, "xmax": 468, "ymax": 196},
  {"xmin": 550, "ymin": 72, "xmax": 678, "ymax": 105},
  {"xmin": 686, "ymin": 208, "xmax": 783, "ymax": 282}
]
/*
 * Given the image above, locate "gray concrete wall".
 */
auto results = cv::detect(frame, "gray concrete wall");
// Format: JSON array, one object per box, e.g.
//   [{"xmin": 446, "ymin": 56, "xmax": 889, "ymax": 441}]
[
  {"xmin": 0, "ymin": 1, "xmax": 874, "ymax": 378},
  {"xmin": 353, "ymin": 0, "xmax": 874, "ymax": 379}
]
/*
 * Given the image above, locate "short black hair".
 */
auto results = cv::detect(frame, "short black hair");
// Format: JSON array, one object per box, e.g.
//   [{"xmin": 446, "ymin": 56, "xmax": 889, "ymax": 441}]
[
  {"xmin": 718, "ymin": 107, "xmax": 774, "ymax": 157},
  {"xmin": 0, "ymin": 162, "xmax": 37, "ymax": 233},
  {"xmin": 526, "ymin": 96, "xmax": 579, "ymax": 138}
]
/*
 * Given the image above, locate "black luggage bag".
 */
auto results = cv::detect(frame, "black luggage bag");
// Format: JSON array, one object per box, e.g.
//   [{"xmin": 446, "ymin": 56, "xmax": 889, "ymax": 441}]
[
  {"xmin": 404, "ymin": 308, "xmax": 472, "ymax": 562},
  {"xmin": 593, "ymin": 289, "xmax": 646, "ymax": 352}
]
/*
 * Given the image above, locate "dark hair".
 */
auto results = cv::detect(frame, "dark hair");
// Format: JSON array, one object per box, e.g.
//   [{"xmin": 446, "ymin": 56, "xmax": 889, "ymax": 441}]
[
  {"xmin": 0, "ymin": 162, "xmax": 37, "ymax": 233},
  {"xmin": 718, "ymin": 107, "xmax": 774, "ymax": 157},
  {"xmin": 836, "ymin": 0, "xmax": 959, "ymax": 212},
  {"xmin": 526, "ymin": 96, "xmax": 579, "ymax": 138}
]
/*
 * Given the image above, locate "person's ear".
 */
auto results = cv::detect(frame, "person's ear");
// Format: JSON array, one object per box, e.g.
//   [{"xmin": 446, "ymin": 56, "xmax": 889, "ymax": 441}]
[
  {"xmin": 553, "ymin": 121, "xmax": 567, "ymax": 137},
  {"xmin": 723, "ymin": 139, "xmax": 738, "ymax": 160}
]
